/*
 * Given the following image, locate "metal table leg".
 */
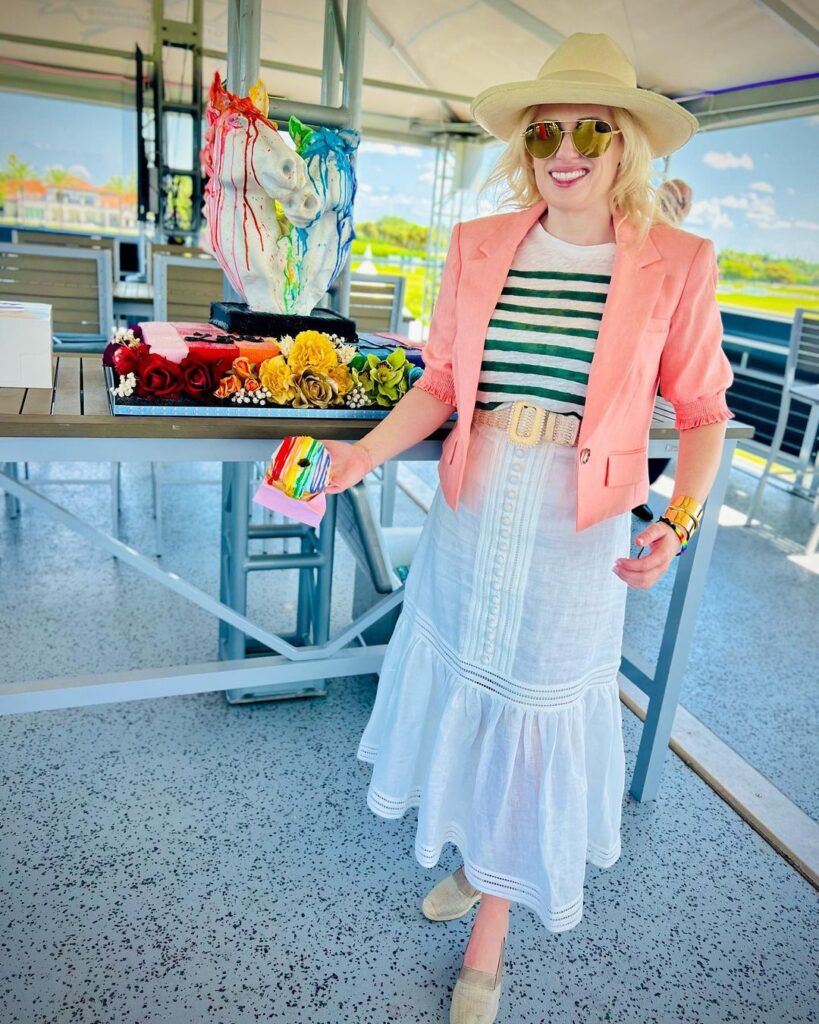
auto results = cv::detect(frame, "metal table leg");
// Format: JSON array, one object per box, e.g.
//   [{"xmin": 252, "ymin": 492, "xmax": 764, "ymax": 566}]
[
  {"xmin": 2, "ymin": 462, "xmax": 21, "ymax": 518},
  {"xmin": 220, "ymin": 462, "xmax": 339, "ymax": 703},
  {"xmin": 627, "ymin": 437, "xmax": 738, "ymax": 801}
]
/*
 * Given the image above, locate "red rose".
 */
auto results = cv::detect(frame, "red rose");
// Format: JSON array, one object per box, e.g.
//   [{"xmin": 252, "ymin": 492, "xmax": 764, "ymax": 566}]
[
  {"xmin": 135, "ymin": 354, "xmax": 184, "ymax": 398},
  {"xmin": 112, "ymin": 341, "xmax": 149, "ymax": 377},
  {"xmin": 179, "ymin": 355, "xmax": 218, "ymax": 399}
]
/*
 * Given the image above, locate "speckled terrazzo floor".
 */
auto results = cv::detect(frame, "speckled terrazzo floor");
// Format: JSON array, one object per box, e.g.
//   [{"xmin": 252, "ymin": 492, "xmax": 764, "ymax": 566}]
[{"xmin": 0, "ymin": 456, "xmax": 817, "ymax": 1023}]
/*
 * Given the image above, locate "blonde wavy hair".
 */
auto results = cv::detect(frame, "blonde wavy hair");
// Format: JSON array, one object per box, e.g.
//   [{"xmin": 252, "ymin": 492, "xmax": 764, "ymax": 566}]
[{"xmin": 475, "ymin": 103, "xmax": 679, "ymax": 249}]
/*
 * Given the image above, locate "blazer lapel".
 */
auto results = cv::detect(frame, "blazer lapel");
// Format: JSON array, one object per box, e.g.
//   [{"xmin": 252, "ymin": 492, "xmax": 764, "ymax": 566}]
[{"xmin": 456, "ymin": 198, "xmax": 666, "ymax": 445}]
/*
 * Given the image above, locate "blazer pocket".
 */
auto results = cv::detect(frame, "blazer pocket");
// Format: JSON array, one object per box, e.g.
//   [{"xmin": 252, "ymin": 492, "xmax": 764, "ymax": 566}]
[
  {"xmin": 644, "ymin": 316, "xmax": 671, "ymax": 335},
  {"xmin": 605, "ymin": 447, "xmax": 647, "ymax": 486}
]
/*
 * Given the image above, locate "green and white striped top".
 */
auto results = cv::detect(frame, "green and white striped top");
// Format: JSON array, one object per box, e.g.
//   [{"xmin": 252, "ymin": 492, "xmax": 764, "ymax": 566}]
[{"xmin": 475, "ymin": 220, "xmax": 616, "ymax": 415}]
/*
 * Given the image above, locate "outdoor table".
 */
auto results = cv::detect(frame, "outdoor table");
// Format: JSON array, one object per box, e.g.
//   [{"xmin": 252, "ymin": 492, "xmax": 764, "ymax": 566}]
[{"xmin": 0, "ymin": 352, "xmax": 753, "ymax": 800}]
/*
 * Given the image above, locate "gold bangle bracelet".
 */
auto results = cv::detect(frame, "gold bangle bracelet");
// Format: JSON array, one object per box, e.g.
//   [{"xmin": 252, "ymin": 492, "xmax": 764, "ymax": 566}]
[
  {"xmin": 665, "ymin": 507, "xmax": 699, "ymax": 533},
  {"xmin": 662, "ymin": 506, "xmax": 698, "ymax": 538},
  {"xmin": 669, "ymin": 494, "xmax": 703, "ymax": 523}
]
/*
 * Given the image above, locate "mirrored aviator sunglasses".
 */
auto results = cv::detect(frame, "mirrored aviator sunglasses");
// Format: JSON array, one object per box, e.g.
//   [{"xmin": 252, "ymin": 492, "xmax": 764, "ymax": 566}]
[{"xmin": 521, "ymin": 119, "xmax": 622, "ymax": 159}]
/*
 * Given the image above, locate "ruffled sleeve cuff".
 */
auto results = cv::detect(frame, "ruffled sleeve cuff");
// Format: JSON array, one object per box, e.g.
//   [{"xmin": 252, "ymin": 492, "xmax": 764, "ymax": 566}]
[
  {"xmin": 674, "ymin": 390, "xmax": 736, "ymax": 431},
  {"xmin": 413, "ymin": 366, "xmax": 457, "ymax": 408}
]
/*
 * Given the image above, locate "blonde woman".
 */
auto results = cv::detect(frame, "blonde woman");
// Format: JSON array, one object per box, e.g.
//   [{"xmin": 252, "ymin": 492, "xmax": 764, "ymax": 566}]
[{"xmin": 325, "ymin": 33, "xmax": 735, "ymax": 1024}]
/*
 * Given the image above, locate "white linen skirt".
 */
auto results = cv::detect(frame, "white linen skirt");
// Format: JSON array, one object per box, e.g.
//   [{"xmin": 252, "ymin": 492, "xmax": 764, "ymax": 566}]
[{"xmin": 356, "ymin": 414, "xmax": 632, "ymax": 933}]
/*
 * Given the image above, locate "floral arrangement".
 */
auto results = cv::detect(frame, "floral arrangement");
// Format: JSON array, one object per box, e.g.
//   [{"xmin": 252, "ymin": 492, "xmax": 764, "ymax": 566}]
[{"xmin": 103, "ymin": 327, "xmax": 421, "ymax": 410}]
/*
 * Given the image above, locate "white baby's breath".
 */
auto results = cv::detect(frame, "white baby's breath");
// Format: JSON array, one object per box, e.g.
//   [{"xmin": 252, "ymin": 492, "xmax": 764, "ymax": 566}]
[
  {"xmin": 110, "ymin": 371, "xmax": 137, "ymax": 398},
  {"xmin": 113, "ymin": 327, "xmax": 139, "ymax": 348}
]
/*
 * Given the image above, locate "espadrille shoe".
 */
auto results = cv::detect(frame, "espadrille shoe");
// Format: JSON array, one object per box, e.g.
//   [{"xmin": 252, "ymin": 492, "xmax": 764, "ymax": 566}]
[
  {"xmin": 422, "ymin": 865, "xmax": 482, "ymax": 921},
  {"xmin": 450, "ymin": 936, "xmax": 506, "ymax": 1024}
]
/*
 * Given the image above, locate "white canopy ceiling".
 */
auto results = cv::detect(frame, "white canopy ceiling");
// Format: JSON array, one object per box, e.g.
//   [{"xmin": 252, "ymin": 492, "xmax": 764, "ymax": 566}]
[{"xmin": 1, "ymin": 0, "xmax": 817, "ymax": 142}]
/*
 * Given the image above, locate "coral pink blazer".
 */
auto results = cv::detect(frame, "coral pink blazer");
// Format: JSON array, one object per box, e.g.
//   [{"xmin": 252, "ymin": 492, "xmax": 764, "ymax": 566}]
[{"xmin": 415, "ymin": 198, "xmax": 736, "ymax": 532}]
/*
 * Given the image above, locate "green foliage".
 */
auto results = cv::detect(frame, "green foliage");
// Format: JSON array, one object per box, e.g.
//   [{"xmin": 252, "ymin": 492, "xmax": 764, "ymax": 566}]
[
  {"xmin": 353, "ymin": 215, "xmax": 450, "ymax": 253},
  {"xmin": 0, "ymin": 153, "xmax": 39, "ymax": 182},
  {"xmin": 359, "ymin": 349, "xmax": 411, "ymax": 406},
  {"xmin": 718, "ymin": 248, "xmax": 819, "ymax": 286},
  {"xmin": 166, "ymin": 174, "xmax": 193, "ymax": 231},
  {"xmin": 45, "ymin": 167, "xmax": 71, "ymax": 186}
]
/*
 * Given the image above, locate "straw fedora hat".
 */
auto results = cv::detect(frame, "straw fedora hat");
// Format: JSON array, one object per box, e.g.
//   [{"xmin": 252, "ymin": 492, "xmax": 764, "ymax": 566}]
[{"xmin": 469, "ymin": 32, "xmax": 699, "ymax": 158}]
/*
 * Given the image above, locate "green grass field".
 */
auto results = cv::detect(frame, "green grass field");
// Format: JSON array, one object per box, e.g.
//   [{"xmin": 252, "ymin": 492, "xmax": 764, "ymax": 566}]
[{"xmin": 716, "ymin": 284, "xmax": 819, "ymax": 317}]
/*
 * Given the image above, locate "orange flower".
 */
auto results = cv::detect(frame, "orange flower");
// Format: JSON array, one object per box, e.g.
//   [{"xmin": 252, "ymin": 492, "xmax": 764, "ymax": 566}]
[
  {"xmin": 244, "ymin": 377, "xmax": 260, "ymax": 393},
  {"xmin": 214, "ymin": 373, "xmax": 242, "ymax": 398},
  {"xmin": 231, "ymin": 357, "xmax": 255, "ymax": 380}
]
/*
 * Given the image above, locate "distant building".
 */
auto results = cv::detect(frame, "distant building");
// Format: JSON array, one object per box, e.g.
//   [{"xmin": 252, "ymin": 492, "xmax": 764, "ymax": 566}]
[{"xmin": 0, "ymin": 174, "xmax": 137, "ymax": 232}]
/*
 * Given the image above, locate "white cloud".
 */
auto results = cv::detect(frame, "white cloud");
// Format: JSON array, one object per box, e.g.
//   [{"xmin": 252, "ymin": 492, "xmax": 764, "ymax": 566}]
[
  {"xmin": 749, "ymin": 181, "xmax": 774, "ymax": 193},
  {"xmin": 702, "ymin": 150, "xmax": 754, "ymax": 171},
  {"xmin": 719, "ymin": 194, "xmax": 750, "ymax": 210},
  {"xmin": 68, "ymin": 163, "xmax": 93, "ymax": 181},
  {"xmin": 687, "ymin": 198, "xmax": 734, "ymax": 230},
  {"xmin": 359, "ymin": 141, "xmax": 424, "ymax": 158},
  {"xmin": 686, "ymin": 188, "xmax": 816, "ymax": 233},
  {"xmin": 787, "ymin": 187, "xmax": 796, "ymax": 195},
  {"xmin": 357, "ymin": 182, "xmax": 373, "ymax": 193},
  {"xmin": 744, "ymin": 192, "xmax": 782, "ymax": 228},
  {"xmin": 418, "ymin": 159, "xmax": 436, "ymax": 183}
]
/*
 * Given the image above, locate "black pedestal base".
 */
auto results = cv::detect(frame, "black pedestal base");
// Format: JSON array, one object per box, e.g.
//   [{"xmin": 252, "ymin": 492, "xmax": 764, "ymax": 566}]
[{"xmin": 210, "ymin": 302, "xmax": 357, "ymax": 343}]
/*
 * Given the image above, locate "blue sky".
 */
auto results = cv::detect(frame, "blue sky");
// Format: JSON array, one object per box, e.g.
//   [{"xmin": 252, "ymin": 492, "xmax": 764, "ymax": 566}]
[
  {"xmin": 3, "ymin": 92, "xmax": 818, "ymax": 261},
  {"xmin": 0, "ymin": 93, "xmax": 136, "ymax": 185},
  {"xmin": 355, "ymin": 115, "xmax": 819, "ymax": 262}
]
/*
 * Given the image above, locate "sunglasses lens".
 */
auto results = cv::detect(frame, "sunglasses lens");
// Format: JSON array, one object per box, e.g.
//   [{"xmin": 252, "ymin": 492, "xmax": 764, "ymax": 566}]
[
  {"xmin": 574, "ymin": 120, "xmax": 613, "ymax": 157},
  {"xmin": 524, "ymin": 121, "xmax": 560, "ymax": 158}
]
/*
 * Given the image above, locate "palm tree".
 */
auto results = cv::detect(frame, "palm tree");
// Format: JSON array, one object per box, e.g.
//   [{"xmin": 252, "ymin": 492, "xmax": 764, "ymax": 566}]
[
  {"xmin": 0, "ymin": 153, "xmax": 39, "ymax": 183},
  {"xmin": 104, "ymin": 175, "xmax": 128, "ymax": 195},
  {"xmin": 44, "ymin": 167, "xmax": 73, "ymax": 226}
]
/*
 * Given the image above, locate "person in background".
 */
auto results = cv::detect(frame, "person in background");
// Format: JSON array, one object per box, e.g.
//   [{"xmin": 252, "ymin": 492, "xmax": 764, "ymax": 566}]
[{"xmin": 657, "ymin": 177, "xmax": 693, "ymax": 224}]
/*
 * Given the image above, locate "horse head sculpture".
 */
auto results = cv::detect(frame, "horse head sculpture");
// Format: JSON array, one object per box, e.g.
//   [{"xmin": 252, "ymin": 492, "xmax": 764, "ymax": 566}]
[{"xmin": 200, "ymin": 72, "xmax": 359, "ymax": 315}]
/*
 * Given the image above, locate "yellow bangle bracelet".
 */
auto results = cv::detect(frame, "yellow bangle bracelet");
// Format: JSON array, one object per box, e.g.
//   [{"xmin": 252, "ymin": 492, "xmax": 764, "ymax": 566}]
[
  {"xmin": 668, "ymin": 494, "xmax": 703, "ymax": 524},
  {"xmin": 662, "ymin": 506, "xmax": 697, "ymax": 538}
]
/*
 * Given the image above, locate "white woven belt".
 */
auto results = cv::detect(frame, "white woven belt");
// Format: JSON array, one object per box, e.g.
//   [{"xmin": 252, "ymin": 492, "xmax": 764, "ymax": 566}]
[{"xmin": 472, "ymin": 401, "xmax": 582, "ymax": 447}]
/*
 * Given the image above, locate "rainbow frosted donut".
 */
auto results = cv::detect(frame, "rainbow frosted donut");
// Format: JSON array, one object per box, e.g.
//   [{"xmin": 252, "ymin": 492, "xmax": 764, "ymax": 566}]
[{"xmin": 265, "ymin": 435, "xmax": 331, "ymax": 500}]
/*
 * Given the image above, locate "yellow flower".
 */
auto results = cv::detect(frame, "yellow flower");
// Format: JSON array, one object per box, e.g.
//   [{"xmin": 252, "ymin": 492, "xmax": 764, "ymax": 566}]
[
  {"xmin": 326, "ymin": 363, "xmax": 353, "ymax": 401},
  {"xmin": 259, "ymin": 355, "xmax": 287, "ymax": 377},
  {"xmin": 260, "ymin": 360, "xmax": 298, "ymax": 404},
  {"xmin": 291, "ymin": 369, "xmax": 339, "ymax": 409},
  {"xmin": 287, "ymin": 331, "xmax": 338, "ymax": 375}
]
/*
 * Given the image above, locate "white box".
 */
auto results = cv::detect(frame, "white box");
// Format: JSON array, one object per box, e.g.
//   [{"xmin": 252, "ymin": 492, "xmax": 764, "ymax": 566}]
[{"xmin": 0, "ymin": 301, "xmax": 54, "ymax": 389}]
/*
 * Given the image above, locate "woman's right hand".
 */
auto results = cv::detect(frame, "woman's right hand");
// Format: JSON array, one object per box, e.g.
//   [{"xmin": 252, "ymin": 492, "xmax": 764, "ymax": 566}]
[{"xmin": 323, "ymin": 439, "xmax": 375, "ymax": 495}]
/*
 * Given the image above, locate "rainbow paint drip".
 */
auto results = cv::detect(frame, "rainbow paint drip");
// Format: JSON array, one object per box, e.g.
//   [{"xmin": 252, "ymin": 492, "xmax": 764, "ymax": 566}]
[{"xmin": 254, "ymin": 435, "xmax": 332, "ymax": 528}]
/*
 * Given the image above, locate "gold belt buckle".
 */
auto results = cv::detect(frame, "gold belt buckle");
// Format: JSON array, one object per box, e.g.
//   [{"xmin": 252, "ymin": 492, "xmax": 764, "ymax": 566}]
[{"xmin": 507, "ymin": 401, "xmax": 548, "ymax": 446}]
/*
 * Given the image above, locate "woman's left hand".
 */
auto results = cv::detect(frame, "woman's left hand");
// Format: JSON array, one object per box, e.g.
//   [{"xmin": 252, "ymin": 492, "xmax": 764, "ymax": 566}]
[{"xmin": 611, "ymin": 520, "xmax": 682, "ymax": 589}]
